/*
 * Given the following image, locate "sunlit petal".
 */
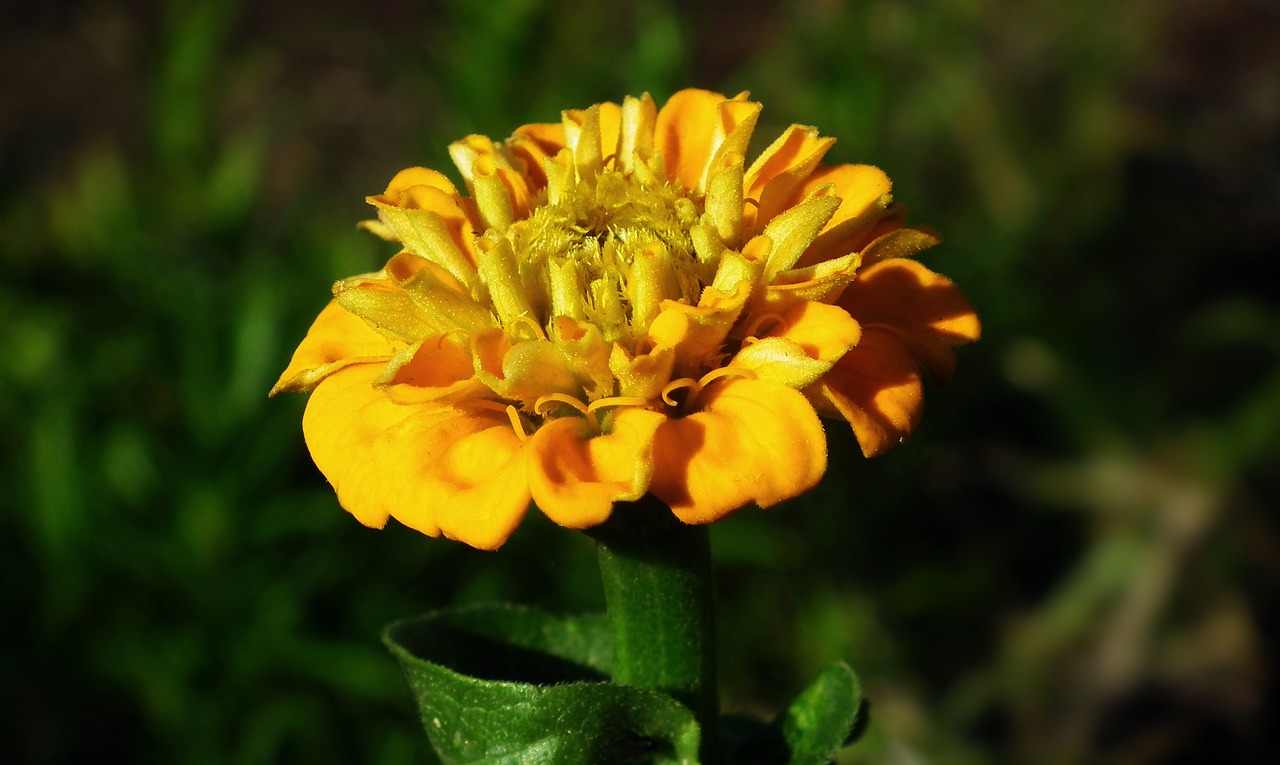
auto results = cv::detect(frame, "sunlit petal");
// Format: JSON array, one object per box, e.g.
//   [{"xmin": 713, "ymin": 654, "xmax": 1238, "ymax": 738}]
[
  {"xmin": 650, "ymin": 378, "xmax": 827, "ymax": 524},
  {"xmin": 528, "ymin": 409, "xmax": 666, "ymax": 528}
]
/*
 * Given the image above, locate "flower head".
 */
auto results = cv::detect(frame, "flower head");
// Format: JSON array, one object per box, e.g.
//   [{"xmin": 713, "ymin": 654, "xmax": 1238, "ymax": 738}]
[{"xmin": 273, "ymin": 89, "xmax": 979, "ymax": 550}]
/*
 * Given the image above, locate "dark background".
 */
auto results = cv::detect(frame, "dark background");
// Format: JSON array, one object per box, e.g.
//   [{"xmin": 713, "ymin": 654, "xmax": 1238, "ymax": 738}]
[{"xmin": 3, "ymin": 0, "xmax": 1279, "ymax": 762}]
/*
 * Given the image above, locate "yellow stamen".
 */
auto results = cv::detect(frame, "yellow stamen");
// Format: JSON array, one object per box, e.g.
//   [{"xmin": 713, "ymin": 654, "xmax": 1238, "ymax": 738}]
[
  {"xmin": 534, "ymin": 393, "xmax": 591, "ymax": 417},
  {"xmin": 661, "ymin": 378, "xmax": 698, "ymax": 407},
  {"xmin": 586, "ymin": 396, "xmax": 649, "ymax": 414},
  {"xmin": 505, "ymin": 404, "xmax": 529, "ymax": 441},
  {"xmin": 505, "ymin": 315, "xmax": 547, "ymax": 341},
  {"xmin": 535, "ymin": 393, "xmax": 602, "ymax": 430},
  {"xmin": 688, "ymin": 367, "xmax": 758, "ymax": 409},
  {"xmin": 698, "ymin": 366, "xmax": 757, "ymax": 389},
  {"xmin": 455, "ymin": 398, "xmax": 531, "ymax": 440}
]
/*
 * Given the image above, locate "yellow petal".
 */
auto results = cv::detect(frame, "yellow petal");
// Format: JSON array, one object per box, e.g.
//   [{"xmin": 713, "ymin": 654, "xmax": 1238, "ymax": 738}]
[
  {"xmin": 333, "ymin": 279, "xmax": 438, "ymax": 343},
  {"xmin": 366, "ymin": 194, "xmax": 478, "ymax": 289},
  {"xmin": 551, "ymin": 317, "xmax": 614, "ymax": 400},
  {"xmin": 769, "ymin": 300, "xmax": 862, "ymax": 359},
  {"xmin": 375, "ymin": 172, "xmax": 483, "ymax": 265},
  {"xmin": 744, "ymin": 125, "xmax": 835, "ymax": 234},
  {"xmin": 427, "ymin": 419, "xmax": 532, "ymax": 550},
  {"xmin": 597, "ymin": 99, "xmax": 623, "ymax": 166},
  {"xmin": 709, "ymin": 237, "xmax": 767, "ymax": 294},
  {"xmin": 617, "ymin": 93, "xmax": 657, "ymax": 171},
  {"xmin": 301, "ymin": 364, "xmax": 459, "ymax": 532},
  {"xmin": 470, "ymin": 156, "xmax": 516, "ymax": 230},
  {"xmin": 527, "ymin": 408, "xmax": 666, "ymax": 528},
  {"xmin": 793, "ymin": 164, "xmax": 895, "ymax": 267},
  {"xmin": 731, "ymin": 300, "xmax": 860, "ymax": 390},
  {"xmin": 648, "ymin": 282, "xmax": 750, "ymax": 377},
  {"xmin": 706, "ymin": 100, "xmax": 762, "ymax": 182},
  {"xmin": 376, "ymin": 334, "xmax": 491, "ymax": 405},
  {"xmin": 471, "ymin": 327, "xmax": 510, "ymax": 380},
  {"xmin": 649, "ymin": 378, "xmax": 827, "ymax": 524},
  {"xmin": 563, "ymin": 105, "xmax": 605, "ymax": 177},
  {"xmin": 448, "ymin": 134, "xmax": 515, "ymax": 183},
  {"xmin": 704, "ymin": 153, "xmax": 746, "ymax": 246},
  {"xmin": 473, "ymin": 331, "xmax": 579, "ymax": 406},
  {"xmin": 759, "ymin": 193, "xmax": 841, "ymax": 281},
  {"xmin": 859, "ymin": 227, "xmax": 940, "ymax": 266},
  {"xmin": 608, "ymin": 343, "xmax": 676, "ymax": 401},
  {"xmin": 399, "ymin": 260, "xmax": 496, "ymax": 333},
  {"xmin": 729, "ymin": 337, "xmax": 832, "ymax": 389},
  {"xmin": 813, "ymin": 327, "xmax": 923, "ymax": 457},
  {"xmin": 766, "ymin": 251, "xmax": 861, "ymax": 304},
  {"xmin": 475, "ymin": 236, "xmax": 533, "ymax": 326},
  {"xmin": 838, "ymin": 257, "xmax": 981, "ymax": 380},
  {"xmin": 271, "ymin": 300, "xmax": 398, "ymax": 394}
]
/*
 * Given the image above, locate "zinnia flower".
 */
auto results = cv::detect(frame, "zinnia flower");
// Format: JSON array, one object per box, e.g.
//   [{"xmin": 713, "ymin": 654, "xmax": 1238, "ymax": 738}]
[{"xmin": 272, "ymin": 89, "xmax": 980, "ymax": 550}]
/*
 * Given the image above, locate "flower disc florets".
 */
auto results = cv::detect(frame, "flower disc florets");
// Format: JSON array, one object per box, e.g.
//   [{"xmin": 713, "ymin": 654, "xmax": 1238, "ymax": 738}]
[
  {"xmin": 273, "ymin": 89, "xmax": 981, "ymax": 550},
  {"xmin": 502, "ymin": 162, "xmax": 704, "ymax": 344}
]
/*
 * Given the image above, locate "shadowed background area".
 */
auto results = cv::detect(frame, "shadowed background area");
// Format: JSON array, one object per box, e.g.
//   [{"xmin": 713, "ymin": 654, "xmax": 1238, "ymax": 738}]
[{"xmin": 3, "ymin": 0, "xmax": 1278, "ymax": 763}]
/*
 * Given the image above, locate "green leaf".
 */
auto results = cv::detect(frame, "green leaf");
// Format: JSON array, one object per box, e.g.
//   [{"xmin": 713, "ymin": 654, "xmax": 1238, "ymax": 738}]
[
  {"xmin": 384, "ymin": 604, "xmax": 701, "ymax": 765},
  {"xmin": 778, "ymin": 663, "xmax": 864, "ymax": 765}
]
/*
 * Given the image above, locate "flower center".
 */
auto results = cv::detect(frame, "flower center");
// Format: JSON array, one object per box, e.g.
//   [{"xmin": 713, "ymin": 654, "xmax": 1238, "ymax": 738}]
[{"xmin": 505, "ymin": 166, "xmax": 705, "ymax": 342}]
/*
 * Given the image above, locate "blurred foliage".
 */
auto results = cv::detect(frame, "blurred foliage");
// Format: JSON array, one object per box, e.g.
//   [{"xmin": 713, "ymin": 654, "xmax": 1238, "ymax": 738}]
[{"xmin": 3, "ymin": 0, "xmax": 1278, "ymax": 763}]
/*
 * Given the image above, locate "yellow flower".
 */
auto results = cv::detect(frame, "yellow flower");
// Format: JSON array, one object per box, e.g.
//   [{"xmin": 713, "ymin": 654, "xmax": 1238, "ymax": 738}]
[{"xmin": 272, "ymin": 89, "xmax": 980, "ymax": 550}]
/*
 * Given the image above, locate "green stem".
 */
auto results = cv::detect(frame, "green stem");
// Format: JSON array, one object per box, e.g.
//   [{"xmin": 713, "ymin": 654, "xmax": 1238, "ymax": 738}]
[{"xmin": 592, "ymin": 495, "xmax": 720, "ymax": 764}]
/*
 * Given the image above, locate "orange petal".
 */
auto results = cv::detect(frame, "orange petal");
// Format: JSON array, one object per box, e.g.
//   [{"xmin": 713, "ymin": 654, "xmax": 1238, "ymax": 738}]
[
  {"xmin": 655, "ymin": 89, "xmax": 725, "ymax": 190},
  {"xmin": 271, "ymin": 301, "xmax": 399, "ymax": 394},
  {"xmin": 814, "ymin": 327, "xmax": 923, "ymax": 457},
  {"xmin": 731, "ymin": 300, "xmax": 862, "ymax": 389},
  {"xmin": 596, "ymin": 99, "xmax": 623, "ymax": 166},
  {"xmin": 377, "ymin": 334, "xmax": 491, "ymax": 405},
  {"xmin": 301, "ymin": 364, "xmax": 458, "ymax": 532},
  {"xmin": 744, "ymin": 125, "xmax": 836, "ymax": 234},
  {"xmin": 793, "ymin": 164, "xmax": 896, "ymax": 267},
  {"xmin": 838, "ymin": 257, "xmax": 981, "ymax": 380},
  {"xmin": 527, "ymin": 408, "xmax": 666, "ymax": 528},
  {"xmin": 507, "ymin": 122, "xmax": 567, "ymax": 190},
  {"xmin": 427, "ymin": 419, "xmax": 531, "ymax": 550},
  {"xmin": 649, "ymin": 378, "xmax": 827, "ymax": 524},
  {"xmin": 384, "ymin": 251, "xmax": 451, "ymax": 286},
  {"xmin": 654, "ymin": 89, "xmax": 753, "ymax": 192},
  {"xmin": 762, "ymin": 300, "xmax": 863, "ymax": 363},
  {"xmin": 379, "ymin": 166, "xmax": 459, "ymax": 200}
]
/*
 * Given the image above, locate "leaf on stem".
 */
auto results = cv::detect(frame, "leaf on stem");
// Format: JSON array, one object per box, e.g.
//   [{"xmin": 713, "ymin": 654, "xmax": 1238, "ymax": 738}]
[
  {"xmin": 384, "ymin": 604, "xmax": 702, "ymax": 765},
  {"xmin": 778, "ymin": 662, "xmax": 864, "ymax": 765}
]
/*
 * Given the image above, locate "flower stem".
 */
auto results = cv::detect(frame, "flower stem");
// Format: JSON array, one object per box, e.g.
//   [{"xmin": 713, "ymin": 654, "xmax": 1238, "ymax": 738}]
[{"xmin": 593, "ymin": 495, "xmax": 720, "ymax": 764}]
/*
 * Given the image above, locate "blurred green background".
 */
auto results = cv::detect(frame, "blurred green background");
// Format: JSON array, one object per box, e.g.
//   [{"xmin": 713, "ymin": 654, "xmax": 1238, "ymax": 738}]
[{"xmin": 4, "ymin": 0, "xmax": 1278, "ymax": 762}]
